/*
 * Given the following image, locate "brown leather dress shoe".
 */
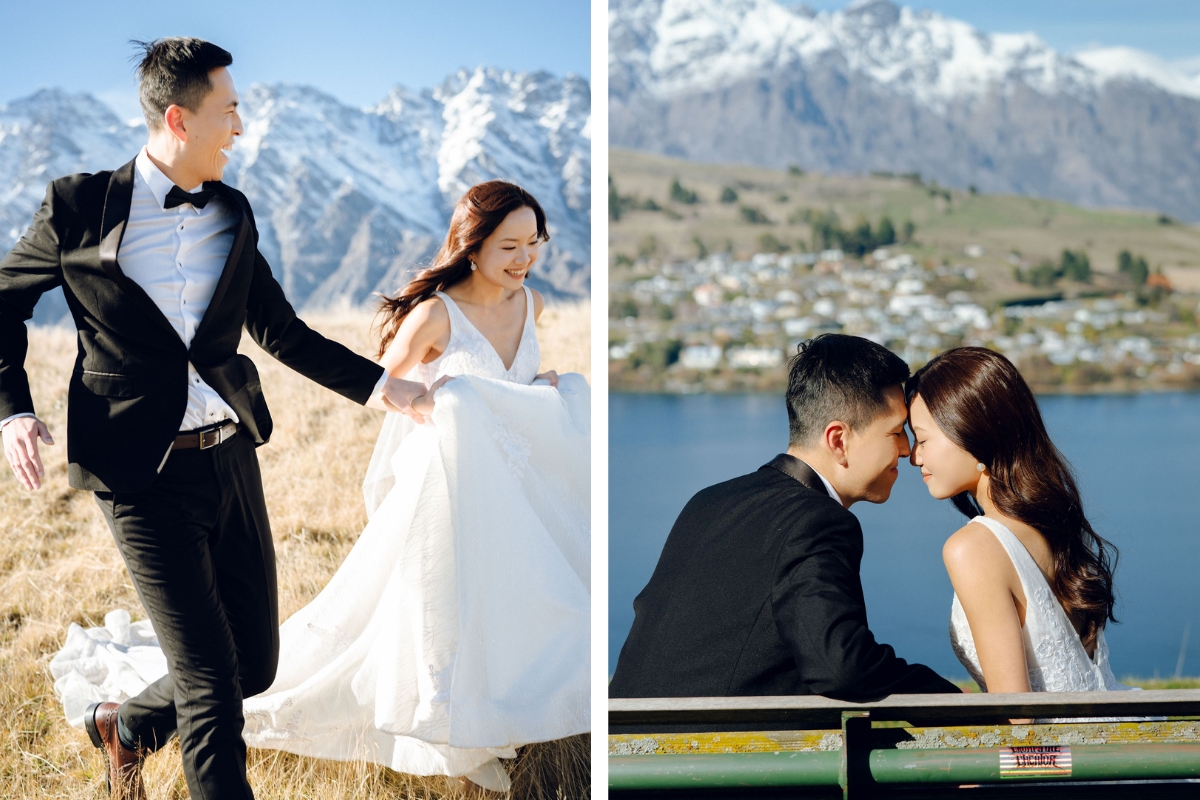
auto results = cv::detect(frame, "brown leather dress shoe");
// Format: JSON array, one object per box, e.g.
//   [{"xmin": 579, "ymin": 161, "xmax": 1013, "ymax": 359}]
[{"xmin": 84, "ymin": 702, "xmax": 146, "ymax": 800}]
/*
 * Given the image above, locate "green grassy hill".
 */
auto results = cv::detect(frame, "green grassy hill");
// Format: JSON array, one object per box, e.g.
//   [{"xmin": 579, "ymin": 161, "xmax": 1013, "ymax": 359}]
[{"xmin": 609, "ymin": 149, "xmax": 1200, "ymax": 304}]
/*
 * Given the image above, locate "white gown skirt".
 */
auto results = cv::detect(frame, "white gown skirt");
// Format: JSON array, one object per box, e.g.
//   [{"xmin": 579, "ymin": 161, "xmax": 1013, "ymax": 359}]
[{"xmin": 51, "ymin": 374, "xmax": 591, "ymax": 792}]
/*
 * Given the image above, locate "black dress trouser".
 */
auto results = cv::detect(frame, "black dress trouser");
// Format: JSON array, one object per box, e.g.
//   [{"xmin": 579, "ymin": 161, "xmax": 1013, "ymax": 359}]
[{"xmin": 94, "ymin": 430, "xmax": 278, "ymax": 800}]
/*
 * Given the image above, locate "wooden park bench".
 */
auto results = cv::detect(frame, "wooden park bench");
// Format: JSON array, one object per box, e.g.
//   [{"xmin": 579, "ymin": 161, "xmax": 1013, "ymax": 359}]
[{"xmin": 610, "ymin": 691, "xmax": 1200, "ymax": 798}]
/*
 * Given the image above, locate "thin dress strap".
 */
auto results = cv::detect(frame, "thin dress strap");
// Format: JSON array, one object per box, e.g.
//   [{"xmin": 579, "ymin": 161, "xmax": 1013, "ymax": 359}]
[
  {"xmin": 434, "ymin": 290, "xmax": 463, "ymax": 328},
  {"xmin": 522, "ymin": 285, "xmax": 534, "ymax": 332},
  {"xmin": 969, "ymin": 516, "xmax": 1051, "ymax": 599}
]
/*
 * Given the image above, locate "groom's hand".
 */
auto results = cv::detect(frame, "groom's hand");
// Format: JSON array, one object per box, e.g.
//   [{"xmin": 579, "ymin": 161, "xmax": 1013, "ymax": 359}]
[
  {"xmin": 2, "ymin": 416, "xmax": 54, "ymax": 490},
  {"xmin": 377, "ymin": 376, "xmax": 431, "ymax": 424},
  {"xmin": 410, "ymin": 375, "xmax": 453, "ymax": 418}
]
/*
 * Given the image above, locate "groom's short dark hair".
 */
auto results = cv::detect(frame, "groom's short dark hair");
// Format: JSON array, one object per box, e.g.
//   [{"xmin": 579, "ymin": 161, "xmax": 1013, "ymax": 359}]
[
  {"xmin": 132, "ymin": 38, "xmax": 233, "ymax": 131},
  {"xmin": 786, "ymin": 334, "xmax": 910, "ymax": 446}
]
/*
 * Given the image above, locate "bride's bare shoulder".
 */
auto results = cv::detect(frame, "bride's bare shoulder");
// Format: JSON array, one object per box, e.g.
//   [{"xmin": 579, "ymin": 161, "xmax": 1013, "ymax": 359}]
[
  {"xmin": 395, "ymin": 296, "xmax": 450, "ymax": 342},
  {"xmin": 408, "ymin": 295, "xmax": 449, "ymax": 326},
  {"xmin": 943, "ymin": 520, "xmax": 1009, "ymax": 577},
  {"xmin": 380, "ymin": 296, "xmax": 451, "ymax": 369}
]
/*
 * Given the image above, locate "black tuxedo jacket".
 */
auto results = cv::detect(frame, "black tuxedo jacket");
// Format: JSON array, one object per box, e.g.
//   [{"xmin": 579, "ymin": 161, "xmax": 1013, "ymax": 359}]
[
  {"xmin": 609, "ymin": 454, "xmax": 959, "ymax": 700},
  {"xmin": 0, "ymin": 157, "xmax": 385, "ymax": 492}
]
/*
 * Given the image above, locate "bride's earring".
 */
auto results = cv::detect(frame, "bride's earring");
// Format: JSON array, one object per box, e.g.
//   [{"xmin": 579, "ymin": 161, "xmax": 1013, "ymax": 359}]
[
  {"xmin": 976, "ymin": 462, "xmax": 986, "ymax": 472},
  {"xmin": 469, "ymin": 260, "xmax": 477, "ymax": 271}
]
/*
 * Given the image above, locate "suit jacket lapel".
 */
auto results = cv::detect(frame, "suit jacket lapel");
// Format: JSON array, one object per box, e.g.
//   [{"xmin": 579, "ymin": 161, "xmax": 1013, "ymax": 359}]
[
  {"xmin": 192, "ymin": 181, "xmax": 249, "ymax": 345},
  {"xmin": 99, "ymin": 158, "xmax": 182, "ymax": 342},
  {"xmin": 765, "ymin": 453, "xmax": 830, "ymax": 496}
]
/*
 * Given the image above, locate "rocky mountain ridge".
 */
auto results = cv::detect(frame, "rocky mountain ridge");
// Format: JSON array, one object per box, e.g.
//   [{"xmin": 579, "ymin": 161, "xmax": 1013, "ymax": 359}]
[
  {"xmin": 610, "ymin": 0, "xmax": 1200, "ymax": 222},
  {"xmin": 0, "ymin": 67, "xmax": 590, "ymax": 325}
]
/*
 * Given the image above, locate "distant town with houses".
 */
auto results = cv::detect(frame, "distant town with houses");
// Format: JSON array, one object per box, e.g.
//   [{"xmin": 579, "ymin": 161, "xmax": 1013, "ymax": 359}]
[{"xmin": 610, "ymin": 245, "xmax": 1200, "ymax": 394}]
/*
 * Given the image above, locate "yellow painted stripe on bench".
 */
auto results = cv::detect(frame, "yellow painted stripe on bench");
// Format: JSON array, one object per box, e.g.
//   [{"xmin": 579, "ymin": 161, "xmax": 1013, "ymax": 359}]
[
  {"xmin": 609, "ymin": 720, "xmax": 1200, "ymax": 756},
  {"xmin": 609, "ymin": 730, "xmax": 841, "ymax": 755}
]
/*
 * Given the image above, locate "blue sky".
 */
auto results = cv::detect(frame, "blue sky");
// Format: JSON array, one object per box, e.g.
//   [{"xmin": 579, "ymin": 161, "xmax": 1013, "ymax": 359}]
[
  {"xmin": 807, "ymin": 1, "xmax": 1200, "ymax": 61},
  {"xmin": 0, "ymin": 0, "xmax": 590, "ymax": 118},
  {"xmin": 4, "ymin": 2, "xmax": 1197, "ymax": 118}
]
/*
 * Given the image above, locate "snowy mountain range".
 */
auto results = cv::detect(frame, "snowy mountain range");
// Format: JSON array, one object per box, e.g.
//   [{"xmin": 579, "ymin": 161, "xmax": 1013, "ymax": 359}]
[
  {"xmin": 0, "ymin": 67, "xmax": 590, "ymax": 325},
  {"xmin": 611, "ymin": 0, "xmax": 1200, "ymax": 221}
]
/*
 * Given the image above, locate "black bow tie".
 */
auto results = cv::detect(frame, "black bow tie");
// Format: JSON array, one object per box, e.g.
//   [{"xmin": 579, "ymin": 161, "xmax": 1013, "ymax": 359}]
[{"xmin": 164, "ymin": 184, "xmax": 216, "ymax": 210}]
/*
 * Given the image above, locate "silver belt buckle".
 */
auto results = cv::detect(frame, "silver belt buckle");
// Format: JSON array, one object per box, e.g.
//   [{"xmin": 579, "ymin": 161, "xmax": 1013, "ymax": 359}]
[{"xmin": 198, "ymin": 422, "xmax": 227, "ymax": 450}]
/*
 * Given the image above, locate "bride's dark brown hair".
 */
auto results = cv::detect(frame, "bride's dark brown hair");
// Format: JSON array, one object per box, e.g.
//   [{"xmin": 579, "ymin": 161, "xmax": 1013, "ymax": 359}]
[
  {"xmin": 375, "ymin": 180, "xmax": 549, "ymax": 357},
  {"xmin": 906, "ymin": 347, "xmax": 1117, "ymax": 650}
]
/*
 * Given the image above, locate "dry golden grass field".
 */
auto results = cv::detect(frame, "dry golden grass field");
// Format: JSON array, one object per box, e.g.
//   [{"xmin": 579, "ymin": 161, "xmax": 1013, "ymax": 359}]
[{"xmin": 0, "ymin": 302, "xmax": 590, "ymax": 799}]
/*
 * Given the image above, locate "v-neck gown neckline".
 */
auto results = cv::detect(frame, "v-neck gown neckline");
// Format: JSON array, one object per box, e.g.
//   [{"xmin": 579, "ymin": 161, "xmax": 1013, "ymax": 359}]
[{"xmin": 420, "ymin": 287, "xmax": 539, "ymax": 384}]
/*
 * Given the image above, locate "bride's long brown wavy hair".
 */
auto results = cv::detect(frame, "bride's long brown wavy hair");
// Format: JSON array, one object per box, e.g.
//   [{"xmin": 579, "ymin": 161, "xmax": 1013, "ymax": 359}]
[
  {"xmin": 906, "ymin": 347, "xmax": 1117, "ymax": 651},
  {"xmin": 375, "ymin": 180, "xmax": 549, "ymax": 358}
]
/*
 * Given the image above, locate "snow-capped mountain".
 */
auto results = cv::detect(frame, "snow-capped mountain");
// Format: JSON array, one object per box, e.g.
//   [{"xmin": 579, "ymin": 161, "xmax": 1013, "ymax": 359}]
[
  {"xmin": 1, "ymin": 67, "xmax": 590, "ymax": 324},
  {"xmin": 611, "ymin": 0, "xmax": 1200, "ymax": 221}
]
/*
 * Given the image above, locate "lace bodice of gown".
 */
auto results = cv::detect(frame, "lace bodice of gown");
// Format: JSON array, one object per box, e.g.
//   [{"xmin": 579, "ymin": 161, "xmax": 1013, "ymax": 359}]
[
  {"xmin": 949, "ymin": 516, "xmax": 1125, "ymax": 692},
  {"xmin": 418, "ymin": 287, "xmax": 540, "ymax": 385}
]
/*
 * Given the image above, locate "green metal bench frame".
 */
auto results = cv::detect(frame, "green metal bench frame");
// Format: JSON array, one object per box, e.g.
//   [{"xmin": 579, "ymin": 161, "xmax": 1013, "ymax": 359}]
[{"xmin": 609, "ymin": 690, "xmax": 1200, "ymax": 798}]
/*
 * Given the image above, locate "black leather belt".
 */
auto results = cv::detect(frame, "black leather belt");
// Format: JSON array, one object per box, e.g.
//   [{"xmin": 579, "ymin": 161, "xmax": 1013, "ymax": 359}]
[{"xmin": 173, "ymin": 420, "xmax": 238, "ymax": 450}]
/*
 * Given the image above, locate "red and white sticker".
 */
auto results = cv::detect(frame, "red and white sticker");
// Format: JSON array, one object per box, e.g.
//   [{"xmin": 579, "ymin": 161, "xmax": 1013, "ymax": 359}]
[{"xmin": 999, "ymin": 745, "xmax": 1072, "ymax": 779}]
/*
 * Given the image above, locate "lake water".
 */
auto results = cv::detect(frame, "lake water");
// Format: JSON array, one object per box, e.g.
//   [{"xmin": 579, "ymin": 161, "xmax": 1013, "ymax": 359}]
[{"xmin": 609, "ymin": 392, "xmax": 1200, "ymax": 680}]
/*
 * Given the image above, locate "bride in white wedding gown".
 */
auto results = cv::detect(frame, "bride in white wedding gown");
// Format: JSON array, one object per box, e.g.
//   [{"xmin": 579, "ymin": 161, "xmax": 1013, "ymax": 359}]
[
  {"xmin": 50, "ymin": 181, "xmax": 589, "ymax": 792},
  {"xmin": 905, "ymin": 347, "xmax": 1124, "ymax": 696}
]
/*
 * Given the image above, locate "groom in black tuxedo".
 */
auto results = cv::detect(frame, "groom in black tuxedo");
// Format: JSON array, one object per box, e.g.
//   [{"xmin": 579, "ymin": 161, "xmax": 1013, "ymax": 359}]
[
  {"xmin": 610, "ymin": 334, "xmax": 959, "ymax": 700},
  {"xmin": 0, "ymin": 39, "xmax": 429, "ymax": 799}
]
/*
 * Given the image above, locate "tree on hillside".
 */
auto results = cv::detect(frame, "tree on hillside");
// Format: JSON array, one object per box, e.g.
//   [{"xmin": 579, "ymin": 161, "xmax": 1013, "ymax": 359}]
[
  {"xmin": 1060, "ymin": 249, "xmax": 1091, "ymax": 282},
  {"xmin": 739, "ymin": 205, "xmax": 772, "ymax": 224},
  {"xmin": 719, "ymin": 186, "xmax": 738, "ymax": 203},
  {"xmin": 669, "ymin": 178, "xmax": 699, "ymax": 204},
  {"xmin": 841, "ymin": 215, "xmax": 875, "ymax": 257},
  {"xmin": 876, "ymin": 216, "xmax": 896, "ymax": 246},
  {"xmin": 808, "ymin": 212, "xmax": 907, "ymax": 255},
  {"xmin": 1023, "ymin": 261, "xmax": 1060, "ymax": 287},
  {"xmin": 1118, "ymin": 249, "xmax": 1150, "ymax": 286},
  {"xmin": 901, "ymin": 220, "xmax": 916, "ymax": 243},
  {"xmin": 811, "ymin": 210, "xmax": 841, "ymax": 250},
  {"xmin": 609, "ymin": 175, "xmax": 622, "ymax": 221}
]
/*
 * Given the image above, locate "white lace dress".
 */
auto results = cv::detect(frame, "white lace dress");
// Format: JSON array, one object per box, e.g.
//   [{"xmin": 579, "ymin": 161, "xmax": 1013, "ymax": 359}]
[
  {"xmin": 949, "ymin": 516, "xmax": 1125, "ymax": 694},
  {"xmin": 51, "ymin": 286, "xmax": 590, "ymax": 791}
]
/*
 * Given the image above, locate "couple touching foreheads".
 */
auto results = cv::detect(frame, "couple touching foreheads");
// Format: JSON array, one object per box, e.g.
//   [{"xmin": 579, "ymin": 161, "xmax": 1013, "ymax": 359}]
[
  {"xmin": 0, "ymin": 37, "xmax": 588, "ymax": 799},
  {"xmin": 611, "ymin": 334, "xmax": 1125, "ymax": 701}
]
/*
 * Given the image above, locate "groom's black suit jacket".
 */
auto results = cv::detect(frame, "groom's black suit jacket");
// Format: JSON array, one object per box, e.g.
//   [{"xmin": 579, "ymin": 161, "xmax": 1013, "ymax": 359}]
[
  {"xmin": 0, "ymin": 157, "xmax": 384, "ymax": 492},
  {"xmin": 610, "ymin": 454, "xmax": 959, "ymax": 700}
]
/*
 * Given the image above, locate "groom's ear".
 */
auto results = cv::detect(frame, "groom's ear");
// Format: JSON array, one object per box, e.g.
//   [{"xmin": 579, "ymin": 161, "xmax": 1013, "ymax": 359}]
[
  {"xmin": 823, "ymin": 420, "xmax": 851, "ymax": 467},
  {"xmin": 164, "ymin": 105, "xmax": 189, "ymax": 142}
]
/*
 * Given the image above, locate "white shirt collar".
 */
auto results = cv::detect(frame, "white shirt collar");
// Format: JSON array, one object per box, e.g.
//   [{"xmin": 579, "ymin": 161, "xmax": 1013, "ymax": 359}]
[
  {"xmin": 805, "ymin": 463, "xmax": 843, "ymax": 506},
  {"xmin": 135, "ymin": 147, "xmax": 204, "ymax": 210}
]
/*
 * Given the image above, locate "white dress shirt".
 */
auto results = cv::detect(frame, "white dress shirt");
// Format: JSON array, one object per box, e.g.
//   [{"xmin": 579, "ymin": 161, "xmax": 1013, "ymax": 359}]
[
  {"xmin": 804, "ymin": 461, "xmax": 844, "ymax": 506},
  {"xmin": 1, "ymin": 148, "xmax": 389, "ymax": 437},
  {"xmin": 121, "ymin": 148, "xmax": 240, "ymax": 431}
]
